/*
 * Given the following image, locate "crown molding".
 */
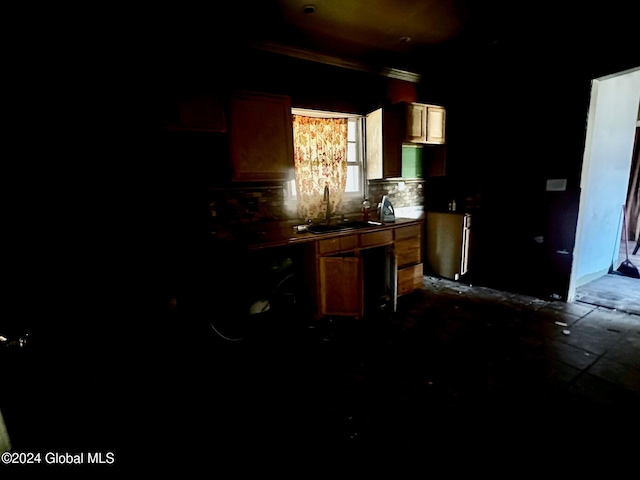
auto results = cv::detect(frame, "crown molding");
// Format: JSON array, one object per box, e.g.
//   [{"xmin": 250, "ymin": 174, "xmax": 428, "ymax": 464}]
[{"xmin": 250, "ymin": 41, "xmax": 422, "ymax": 84}]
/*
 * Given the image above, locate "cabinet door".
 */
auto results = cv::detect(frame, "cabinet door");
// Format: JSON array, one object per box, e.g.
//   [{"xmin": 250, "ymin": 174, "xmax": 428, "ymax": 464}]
[
  {"xmin": 319, "ymin": 256, "xmax": 363, "ymax": 317},
  {"xmin": 405, "ymin": 103, "xmax": 446, "ymax": 145},
  {"xmin": 398, "ymin": 263, "xmax": 423, "ymax": 296},
  {"xmin": 366, "ymin": 107, "xmax": 402, "ymax": 179},
  {"xmin": 426, "ymin": 145, "xmax": 447, "ymax": 177},
  {"xmin": 229, "ymin": 91, "xmax": 294, "ymax": 182},
  {"xmin": 405, "ymin": 103, "xmax": 427, "ymax": 143},
  {"xmin": 426, "ymin": 105, "xmax": 446, "ymax": 144},
  {"xmin": 164, "ymin": 92, "xmax": 227, "ymax": 132}
]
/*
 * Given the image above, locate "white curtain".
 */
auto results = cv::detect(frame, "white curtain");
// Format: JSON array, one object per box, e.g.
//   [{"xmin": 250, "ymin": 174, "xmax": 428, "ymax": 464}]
[{"xmin": 292, "ymin": 115, "xmax": 348, "ymax": 220}]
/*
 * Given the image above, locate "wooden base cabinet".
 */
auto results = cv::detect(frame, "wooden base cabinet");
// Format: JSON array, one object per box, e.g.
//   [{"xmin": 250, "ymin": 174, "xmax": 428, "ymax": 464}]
[
  {"xmin": 394, "ymin": 223, "xmax": 423, "ymax": 296},
  {"xmin": 398, "ymin": 263, "xmax": 423, "ymax": 296},
  {"xmin": 306, "ymin": 222, "xmax": 424, "ymax": 319},
  {"xmin": 310, "ymin": 231, "xmax": 394, "ymax": 319},
  {"xmin": 306, "ymin": 234, "xmax": 361, "ymax": 318},
  {"xmin": 319, "ymin": 256, "xmax": 363, "ymax": 317}
]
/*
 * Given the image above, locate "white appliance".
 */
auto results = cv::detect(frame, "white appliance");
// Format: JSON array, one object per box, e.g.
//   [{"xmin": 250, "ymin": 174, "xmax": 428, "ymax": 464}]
[{"xmin": 425, "ymin": 212, "xmax": 471, "ymax": 280}]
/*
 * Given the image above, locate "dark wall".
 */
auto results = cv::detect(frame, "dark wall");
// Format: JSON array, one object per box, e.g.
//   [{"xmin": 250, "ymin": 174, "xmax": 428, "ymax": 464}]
[
  {"xmin": 152, "ymin": 49, "xmax": 404, "ymax": 315},
  {"xmin": 417, "ymin": 31, "xmax": 638, "ymax": 298},
  {"xmin": 152, "ymin": 34, "xmax": 637, "ymax": 300}
]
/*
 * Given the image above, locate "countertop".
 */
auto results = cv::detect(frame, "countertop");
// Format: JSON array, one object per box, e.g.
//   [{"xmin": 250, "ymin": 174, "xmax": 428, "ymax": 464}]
[{"xmin": 226, "ymin": 217, "xmax": 424, "ymax": 251}]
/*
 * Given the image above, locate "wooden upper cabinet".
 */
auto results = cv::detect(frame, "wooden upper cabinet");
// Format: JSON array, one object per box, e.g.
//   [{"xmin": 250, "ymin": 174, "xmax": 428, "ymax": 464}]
[
  {"xmin": 405, "ymin": 102, "xmax": 427, "ymax": 143},
  {"xmin": 404, "ymin": 102, "xmax": 446, "ymax": 145},
  {"xmin": 426, "ymin": 105, "xmax": 446, "ymax": 144},
  {"xmin": 366, "ymin": 106, "xmax": 402, "ymax": 179},
  {"xmin": 164, "ymin": 92, "xmax": 227, "ymax": 133},
  {"xmin": 229, "ymin": 91, "xmax": 295, "ymax": 182}
]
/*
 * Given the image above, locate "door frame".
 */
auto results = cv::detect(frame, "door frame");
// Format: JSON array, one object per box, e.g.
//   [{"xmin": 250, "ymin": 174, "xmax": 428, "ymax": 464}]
[{"xmin": 568, "ymin": 67, "xmax": 640, "ymax": 301}]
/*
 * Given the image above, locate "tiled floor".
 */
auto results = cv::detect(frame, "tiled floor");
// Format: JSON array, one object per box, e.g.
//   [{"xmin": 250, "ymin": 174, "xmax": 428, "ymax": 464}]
[
  {"xmin": 3, "ymin": 275, "xmax": 639, "ymax": 470},
  {"xmin": 575, "ymin": 272, "xmax": 640, "ymax": 314},
  {"xmin": 176, "ymin": 275, "xmax": 640, "ymax": 463}
]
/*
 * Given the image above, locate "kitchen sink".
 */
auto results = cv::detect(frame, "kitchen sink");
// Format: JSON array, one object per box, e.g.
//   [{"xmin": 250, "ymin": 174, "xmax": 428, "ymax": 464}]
[
  {"xmin": 340, "ymin": 220, "xmax": 382, "ymax": 229},
  {"xmin": 306, "ymin": 224, "xmax": 353, "ymax": 234},
  {"xmin": 306, "ymin": 220, "xmax": 382, "ymax": 234}
]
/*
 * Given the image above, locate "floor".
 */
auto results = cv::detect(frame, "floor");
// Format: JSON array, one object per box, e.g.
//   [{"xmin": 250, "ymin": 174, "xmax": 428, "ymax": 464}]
[
  {"xmin": 171, "ymin": 274, "xmax": 639, "ymax": 466},
  {"xmin": 3, "ymin": 274, "xmax": 639, "ymax": 472},
  {"xmin": 575, "ymin": 272, "xmax": 640, "ymax": 314},
  {"xmin": 574, "ymin": 236, "xmax": 640, "ymax": 314},
  {"xmin": 616, "ymin": 238, "xmax": 640, "ymax": 272}
]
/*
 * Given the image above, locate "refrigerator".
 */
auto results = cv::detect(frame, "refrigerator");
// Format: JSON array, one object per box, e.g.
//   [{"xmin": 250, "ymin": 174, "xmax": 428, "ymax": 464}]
[{"xmin": 425, "ymin": 212, "xmax": 471, "ymax": 280}]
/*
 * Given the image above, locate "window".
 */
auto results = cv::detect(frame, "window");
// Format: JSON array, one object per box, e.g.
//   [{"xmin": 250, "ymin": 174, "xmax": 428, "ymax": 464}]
[
  {"xmin": 286, "ymin": 109, "xmax": 364, "ymax": 201},
  {"xmin": 345, "ymin": 117, "xmax": 364, "ymax": 194}
]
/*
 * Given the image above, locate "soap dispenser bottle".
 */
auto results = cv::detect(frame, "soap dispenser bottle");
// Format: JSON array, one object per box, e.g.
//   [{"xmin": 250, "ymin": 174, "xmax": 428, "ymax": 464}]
[{"xmin": 362, "ymin": 198, "xmax": 371, "ymax": 222}]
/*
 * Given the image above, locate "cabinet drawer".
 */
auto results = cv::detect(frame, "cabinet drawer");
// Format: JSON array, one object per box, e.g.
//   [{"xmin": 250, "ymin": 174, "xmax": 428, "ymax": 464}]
[
  {"xmin": 398, "ymin": 263, "xmax": 423, "ymax": 296},
  {"xmin": 394, "ymin": 224, "xmax": 422, "ymax": 241},
  {"xmin": 318, "ymin": 234, "xmax": 358, "ymax": 255},
  {"xmin": 359, "ymin": 229, "xmax": 393, "ymax": 249},
  {"xmin": 395, "ymin": 238, "xmax": 422, "ymax": 267}
]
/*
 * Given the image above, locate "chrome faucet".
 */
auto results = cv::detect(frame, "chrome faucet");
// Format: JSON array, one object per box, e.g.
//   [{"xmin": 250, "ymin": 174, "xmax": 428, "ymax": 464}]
[{"xmin": 323, "ymin": 184, "xmax": 331, "ymax": 223}]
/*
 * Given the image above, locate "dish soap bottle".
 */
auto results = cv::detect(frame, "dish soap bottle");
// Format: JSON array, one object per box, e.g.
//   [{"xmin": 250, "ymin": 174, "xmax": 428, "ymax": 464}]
[{"xmin": 362, "ymin": 198, "xmax": 371, "ymax": 222}]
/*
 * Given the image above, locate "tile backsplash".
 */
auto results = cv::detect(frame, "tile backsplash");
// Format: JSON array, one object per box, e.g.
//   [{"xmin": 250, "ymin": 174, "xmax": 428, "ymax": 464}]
[
  {"xmin": 367, "ymin": 178, "xmax": 424, "ymax": 211},
  {"xmin": 208, "ymin": 178, "xmax": 425, "ymax": 225},
  {"xmin": 208, "ymin": 185, "xmax": 289, "ymax": 224}
]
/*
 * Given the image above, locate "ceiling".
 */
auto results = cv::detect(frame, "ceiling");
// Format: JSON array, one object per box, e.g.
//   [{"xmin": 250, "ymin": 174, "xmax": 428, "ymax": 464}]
[
  {"xmin": 227, "ymin": 0, "xmax": 499, "ymax": 75},
  {"xmin": 250, "ymin": 0, "xmax": 475, "ymax": 68},
  {"xmin": 158, "ymin": 1, "xmax": 639, "ymax": 81},
  {"xmin": 243, "ymin": 0, "xmax": 638, "ymax": 76}
]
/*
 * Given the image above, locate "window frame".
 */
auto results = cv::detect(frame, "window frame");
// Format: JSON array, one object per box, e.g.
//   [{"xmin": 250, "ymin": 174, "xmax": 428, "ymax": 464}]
[
  {"xmin": 344, "ymin": 116, "xmax": 365, "ymax": 198},
  {"xmin": 285, "ymin": 109, "xmax": 366, "ymax": 204}
]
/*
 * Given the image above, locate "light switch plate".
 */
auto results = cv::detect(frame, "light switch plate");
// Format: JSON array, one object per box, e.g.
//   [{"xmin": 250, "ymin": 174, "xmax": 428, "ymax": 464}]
[{"xmin": 546, "ymin": 179, "xmax": 567, "ymax": 191}]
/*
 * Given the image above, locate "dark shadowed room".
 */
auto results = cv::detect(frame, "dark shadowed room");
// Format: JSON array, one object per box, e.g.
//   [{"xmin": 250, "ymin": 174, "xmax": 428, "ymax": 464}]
[{"xmin": 2, "ymin": 0, "xmax": 639, "ymax": 473}]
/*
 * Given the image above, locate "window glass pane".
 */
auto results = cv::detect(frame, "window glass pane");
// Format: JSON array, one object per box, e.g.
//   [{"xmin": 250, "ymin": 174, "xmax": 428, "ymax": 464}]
[
  {"xmin": 347, "ymin": 143, "xmax": 357, "ymax": 163},
  {"xmin": 348, "ymin": 119, "xmax": 356, "ymax": 142},
  {"xmin": 345, "ymin": 165, "xmax": 360, "ymax": 192},
  {"xmin": 286, "ymin": 178, "xmax": 296, "ymax": 197}
]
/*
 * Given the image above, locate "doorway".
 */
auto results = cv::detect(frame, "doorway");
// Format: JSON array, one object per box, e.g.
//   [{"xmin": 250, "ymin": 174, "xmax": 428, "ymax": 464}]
[
  {"xmin": 568, "ymin": 67, "xmax": 640, "ymax": 309},
  {"xmin": 616, "ymin": 124, "xmax": 640, "ymax": 270}
]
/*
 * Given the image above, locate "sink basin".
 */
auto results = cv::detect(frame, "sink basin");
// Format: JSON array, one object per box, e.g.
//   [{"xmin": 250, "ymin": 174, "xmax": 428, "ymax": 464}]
[
  {"xmin": 306, "ymin": 220, "xmax": 382, "ymax": 234},
  {"xmin": 306, "ymin": 224, "xmax": 354, "ymax": 234},
  {"xmin": 339, "ymin": 220, "xmax": 382, "ymax": 229}
]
